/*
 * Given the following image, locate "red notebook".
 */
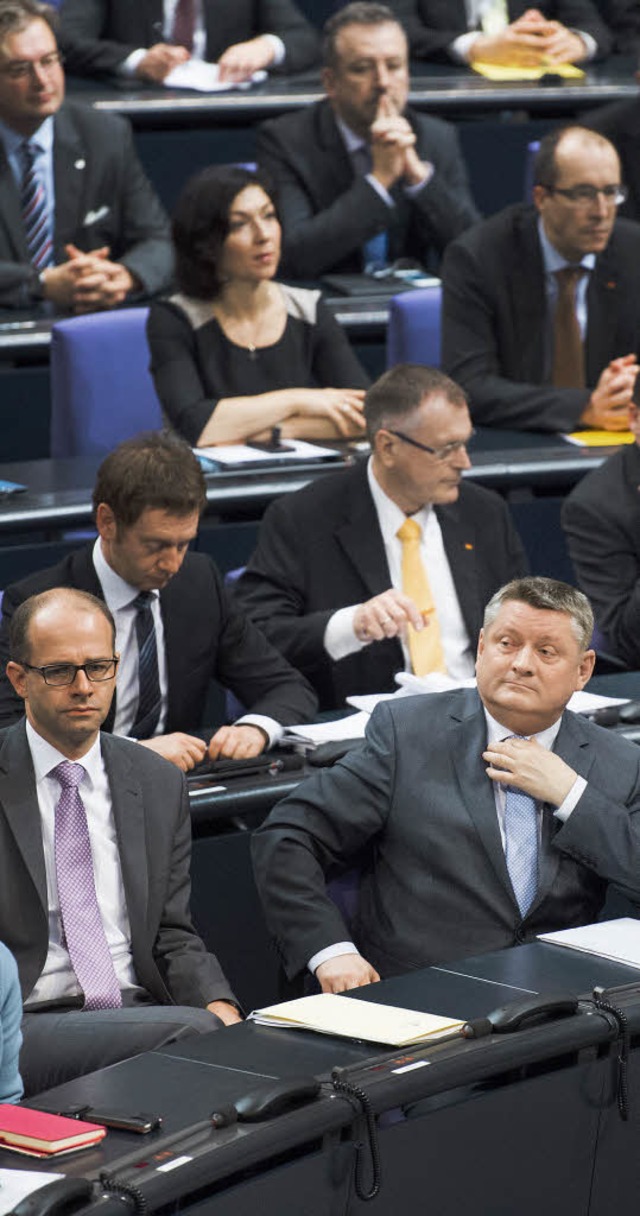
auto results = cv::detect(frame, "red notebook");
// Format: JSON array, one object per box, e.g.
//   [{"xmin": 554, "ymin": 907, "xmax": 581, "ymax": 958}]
[{"xmin": 0, "ymin": 1106, "xmax": 106, "ymax": 1158}]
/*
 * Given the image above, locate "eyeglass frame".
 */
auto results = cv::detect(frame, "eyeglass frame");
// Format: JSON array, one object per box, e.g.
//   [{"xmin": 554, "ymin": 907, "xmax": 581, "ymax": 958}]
[
  {"xmin": 386, "ymin": 427, "xmax": 476, "ymax": 462},
  {"xmin": 0, "ymin": 51, "xmax": 64, "ymax": 80},
  {"xmin": 538, "ymin": 183, "xmax": 628, "ymax": 207},
  {"xmin": 19, "ymin": 658, "xmax": 119, "ymax": 687}
]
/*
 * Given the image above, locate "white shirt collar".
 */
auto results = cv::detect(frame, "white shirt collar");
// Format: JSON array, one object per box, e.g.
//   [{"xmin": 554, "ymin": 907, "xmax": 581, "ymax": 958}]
[
  {"xmin": 366, "ymin": 456, "xmax": 431, "ymax": 545},
  {"xmin": 92, "ymin": 537, "xmax": 159, "ymax": 613},
  {"xmin": 26, "ymin": 718, "xmax": 104, "ymax": 789},
  {"xmin": 537, "ymin": 216, "xmax": 596, "ymax": 276},
  {"xmin": 483, "ymin": 705, "xmax": 563, "ymax": 750}
]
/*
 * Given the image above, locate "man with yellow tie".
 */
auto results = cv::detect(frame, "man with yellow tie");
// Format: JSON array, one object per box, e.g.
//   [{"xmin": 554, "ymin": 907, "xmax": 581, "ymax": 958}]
[{"xmin": 235, "ymin": 364, "xmax": 528, "ymax": 710}]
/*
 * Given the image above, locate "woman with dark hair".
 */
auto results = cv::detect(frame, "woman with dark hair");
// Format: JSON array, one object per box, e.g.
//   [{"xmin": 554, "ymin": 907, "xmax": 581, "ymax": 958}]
[{"xmin": 147, "ymin": 166, "xmax": 369, "ymax": 447}]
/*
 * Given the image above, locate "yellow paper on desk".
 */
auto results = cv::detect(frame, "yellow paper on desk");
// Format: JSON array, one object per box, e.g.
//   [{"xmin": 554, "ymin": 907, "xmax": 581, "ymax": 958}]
[
  {"xmin": 471, "ymin": 61, "xmax": 584, "ymax": 80},
  {"xmin": 563, "ymin": 430, "xmax": 636, "ymax": 447},
  {"xmin": 249, "ymin": 992, "xmax": 463, "ymax": 1047}
]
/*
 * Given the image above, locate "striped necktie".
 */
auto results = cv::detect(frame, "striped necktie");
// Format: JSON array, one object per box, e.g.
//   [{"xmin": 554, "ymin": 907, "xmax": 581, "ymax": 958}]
[{"xmin": 19, "ymin": 140, "xmax": 53, "ymax": 270}]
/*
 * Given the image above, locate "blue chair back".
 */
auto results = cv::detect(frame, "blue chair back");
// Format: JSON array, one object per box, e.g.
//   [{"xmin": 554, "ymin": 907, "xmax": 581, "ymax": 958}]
[
  {"xmin": 386, "ymin": 286, "xmax": 442, "ymax": 369},
  {"xmin": 50, "ymin": 309, "xmax": 163, "ymax": 458},
  {"xmin": 524, "ymin": 140, "xmax": 541, "ymax": 202}
]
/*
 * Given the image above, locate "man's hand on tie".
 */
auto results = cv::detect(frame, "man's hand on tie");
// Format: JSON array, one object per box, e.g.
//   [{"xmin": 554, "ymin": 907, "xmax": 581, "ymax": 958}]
[{"xmin": 483, "ymin": 736, "xmax": 578, "ymax": 805}]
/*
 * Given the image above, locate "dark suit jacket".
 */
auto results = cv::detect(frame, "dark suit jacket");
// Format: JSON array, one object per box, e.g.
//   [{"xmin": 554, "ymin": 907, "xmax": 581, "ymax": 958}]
[
  {"xmin": 390, "ymin": 0, "xmax": 612, "ymax": 61},
  {"xmin": 562, "ymin": 442, "xmax": 640, "ymax": 668},
  {"xmin": 0, "ymin": 546, "xmax": 317, "ymax": 731},
  {"xmin": 0, "ymin": 721, "xmax": 235, "ymax": 1005},
  {"xmin": 252, "ymin": 688, "xmax": 640, "ymax": 980},
  {"xmin": 58, "ymin": 0, "xmax": 319, "ymax": 77},
  {"xmin": 441, "ymin": 204, "xmax": 640, "ymax": 431},
  {"xmin": 256, "ymin": 100, "xmax": 480, "ymax": 279},
  {"xmin": 592, "ymin": 0, "xmax": 640, "ymax": 53},
  {"xmin": 0, "ymin": 102, "xmax": 172, "ymax": 309},
  {"xmin": 586, "ymin": 96, "xmax": 640, "ymax": 225},
  {"xmin": 234, "ymin": 462, "xmax": 528, "ymax": 710}
]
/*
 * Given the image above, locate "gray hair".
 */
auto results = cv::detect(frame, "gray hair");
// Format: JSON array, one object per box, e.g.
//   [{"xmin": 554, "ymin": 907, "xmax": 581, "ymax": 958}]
[
  {"xmin": 483, "ymin": 577, "xmax": 593, "ymax": 651},
  {"xmin": 322, "ymin": 3, "xmax": 402, "ymax": 68},
  {"xmin": 0, "ymin": 1, "xmax": 57, "ymax": 41}
]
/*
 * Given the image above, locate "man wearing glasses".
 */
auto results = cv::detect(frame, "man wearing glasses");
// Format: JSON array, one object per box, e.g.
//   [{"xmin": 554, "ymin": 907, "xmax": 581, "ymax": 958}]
[
  {"xmin": 0, "ymin": 0, "xmax": 172, "ymax": 310},
  {"xmin": 1, "ymin": 586, "xmax": 241, "ymax": 1097},
  {"xmin": 235, "ymin": 364, "xmax": 527, "ymax": 711},
  {"xmin": 441, "ymin": 125, "xmax": 640, "ymax": 433}
]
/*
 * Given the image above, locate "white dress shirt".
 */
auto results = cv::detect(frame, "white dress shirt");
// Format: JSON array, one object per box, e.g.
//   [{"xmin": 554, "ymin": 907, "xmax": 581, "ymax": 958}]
[
  {"xmin": 121, "ymin": 0, "xmax": 285, "ymax": 75},
  {"xmin": 24, "ymin": 720, "xmax": 139, "ymax": 1007},
  {"xmin": 451, "ymin": 0, "xmax": 595, "ymax": 63},
  {"xmin": 309, "ymin": 701, "xmax": 586, "ymax": 974},
  {"xmin": 324, "ymin": 459, "xmax": 475, "ymax": 680}
]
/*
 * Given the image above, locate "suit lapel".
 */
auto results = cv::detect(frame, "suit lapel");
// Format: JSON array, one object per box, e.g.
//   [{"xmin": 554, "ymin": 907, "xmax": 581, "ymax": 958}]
[
  {"xmin": 531, "ymin": 711, "xmax": 595, "ymax": 909},
  {"xmin": 101, "ymin": 734, "xmax": 149, "ymax": 943},
  {"xmin": 436, "ymin": 501, "xmax": 481, "ymax": 642},
  {"xmin": 317, "ymin": 103, "xmax": 364, "ymax": 203},
  {"xmin": 53, "ymin": 108, "xmax": 88, "ymax": 256},
  {"xmin": 335, "ymin": 466, "xmax": 392, "ymax": 598},
  {"xmin": 586, "ymin": 245, "xmax": 618, "ymax": 380},
  {"xmin": 510, "ymin": 211, "xmax": 548, "ymax": 379},
  {"xmin": 449, "ymin": 695, "xmax": 516, "ymax": 902},
  {"xmin": 0, "ymin": 143, "xmax": 29, "ymax": 262},
  {"xmin": 0, "ymin": 722, "xmax": 48, "ymax": 915}
]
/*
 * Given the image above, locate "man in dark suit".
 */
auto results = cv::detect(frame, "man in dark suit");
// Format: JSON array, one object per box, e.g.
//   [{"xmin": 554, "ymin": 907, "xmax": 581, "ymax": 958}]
[
  {"xmin": 256, "ymin": 2, "xmax": 479, "ymax": 280},
  {"xmin": 0, "ymin": 0, "xmax": 172, "ymax": 310},
  {"xmin": 441, "ymin": 125, "xmax": 640, "ymax": 431},
  {"xmin": 58, "ymin": 0, "xmax": 319, "ymax": 83},
  {"xmin": 3, "ymin": 586, "xmax": 241, "ymax": 1096},
  {"xmin": 562, "ymin": 406, "xmax": 640, "ymax": 667},
  {"xmin": 0, "ymin": 432, "xmax": 317, "ymax": 772},
  {"xmin": 593, "ymin": 0, "xmax": 640, "ymax": 54},
  {"xmin": 253, "ymin": 576, "xmax": 640, "ymax": 992},
  {"xmin": 235, "ymin": 364, "xmax": 527, "ymax": 711},
  {"xmin": 390, "ymin": 0, "xmax": 611, "ymax": 65}
]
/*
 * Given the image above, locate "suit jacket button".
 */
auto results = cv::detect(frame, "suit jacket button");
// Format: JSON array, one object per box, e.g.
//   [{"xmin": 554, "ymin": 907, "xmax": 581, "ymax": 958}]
[{"xmin": 514, "ymin": 927, "xmax": 526, "ymax": 945}]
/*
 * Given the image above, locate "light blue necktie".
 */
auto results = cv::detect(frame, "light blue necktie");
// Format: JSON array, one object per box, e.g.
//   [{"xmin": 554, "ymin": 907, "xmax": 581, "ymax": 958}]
[{"xmin": 503, "ymin": 737, "xmax": 539, "ymax": 918}]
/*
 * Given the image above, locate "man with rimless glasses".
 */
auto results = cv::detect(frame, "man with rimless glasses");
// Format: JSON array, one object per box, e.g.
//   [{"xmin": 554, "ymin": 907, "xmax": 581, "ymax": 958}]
[
  {"xmin": 441, "ymin": 125, "xmax": 640, "ymax": 433},
  {"xmin": 0, "ymin": 586, "xmax": 241, "ymax": 1097},
  {"xmin": 235, "ymin": 364, "xmax": 527, "ymax": 711}
]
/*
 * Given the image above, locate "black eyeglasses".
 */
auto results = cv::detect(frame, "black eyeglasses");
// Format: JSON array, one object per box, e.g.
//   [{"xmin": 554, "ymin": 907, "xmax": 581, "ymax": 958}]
[
  {"xmin": 387, "ymin": 428, "xmax": 475, "ymax": 462},
  {"xmin": 541, "ymin": 184, "xmax": 628, "ymax": 207},
  {"xmin": 20, "ymin": 659, "xmax": 119, "ymax": 687}
]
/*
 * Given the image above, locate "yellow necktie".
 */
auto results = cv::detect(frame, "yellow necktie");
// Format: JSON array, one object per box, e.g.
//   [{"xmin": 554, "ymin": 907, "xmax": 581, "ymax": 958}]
[
  {"xmin": 396, "ymin": 517, "xmax": 446, "ymax": 677},
  {"xmin": 480, "ymin": 0, "xmax": 509, "ymax": 35}
]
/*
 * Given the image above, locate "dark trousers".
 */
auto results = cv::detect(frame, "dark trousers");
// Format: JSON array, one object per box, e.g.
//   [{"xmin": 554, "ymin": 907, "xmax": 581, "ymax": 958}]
[{"xmin": 21, "ymin": 995, "xmax": 222, "ymax": 1098}]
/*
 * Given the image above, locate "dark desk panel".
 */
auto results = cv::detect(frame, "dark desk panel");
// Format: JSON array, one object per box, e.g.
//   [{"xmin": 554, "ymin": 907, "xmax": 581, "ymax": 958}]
[{"xmin": 9, "ymin": 944, "xmax": 639, "ymax": 1216}]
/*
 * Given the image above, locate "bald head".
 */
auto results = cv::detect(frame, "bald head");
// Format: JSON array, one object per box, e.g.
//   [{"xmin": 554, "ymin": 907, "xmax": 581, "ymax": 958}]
[{"xmin": 533, "ymin": 126, "xmax": 622, "ymax": 263}]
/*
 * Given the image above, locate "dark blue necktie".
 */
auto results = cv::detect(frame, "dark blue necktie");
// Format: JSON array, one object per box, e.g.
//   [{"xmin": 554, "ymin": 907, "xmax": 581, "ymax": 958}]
[{"xmin": 130, "ymin": 592, "xmax": 162, "ymax": 739}]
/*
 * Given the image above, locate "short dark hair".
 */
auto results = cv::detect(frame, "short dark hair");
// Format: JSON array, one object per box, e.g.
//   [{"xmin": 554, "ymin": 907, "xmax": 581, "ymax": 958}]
[
  {"xmin": 533, "ymin": 125, "xmax": 615, "ymax": 189},
  {"xmin": 92, "ymin": 431, "xmax": 207, "ymax": 527},
  {"xmin": 364, "ymin": 363, "xmax": 468, "ymax": 444},
  {"xmin": 10, "ymin": 588, "xmax": 116, "ymax": 664},
  {"xmin": 322, "ymin": 2, "xmax": 402, "ymax": 68},
  {"xmin": 483, "ymin": 577, "xmax": 594, "ymax": 651},
  {"xmin": 172, "ymin": 165, "xmax": 277, "ymax": 299},
  {"xmin": 0, "ymin": 0, "xmax": 57, "ymax": 41}
]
